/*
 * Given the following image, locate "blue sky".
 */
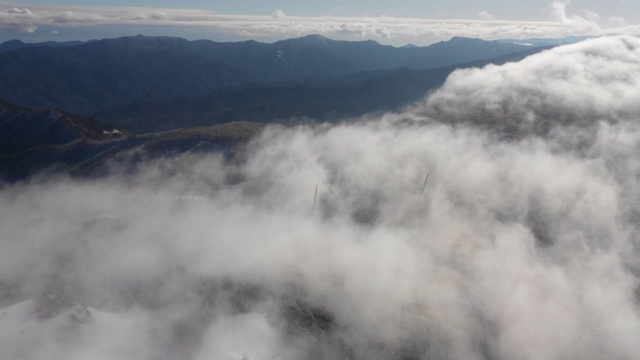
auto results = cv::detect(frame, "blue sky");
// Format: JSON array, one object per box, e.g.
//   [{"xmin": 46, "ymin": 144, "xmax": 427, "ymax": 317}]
[{"xmin": 1, "ymin": 1, "xmax": 637, "ymax": 45}]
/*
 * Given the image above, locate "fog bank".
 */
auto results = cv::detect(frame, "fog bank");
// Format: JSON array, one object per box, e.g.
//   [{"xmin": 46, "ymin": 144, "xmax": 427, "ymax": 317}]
[{"xmin": 1, "ymin": 36, "xmax": 640, "ymax": 360}]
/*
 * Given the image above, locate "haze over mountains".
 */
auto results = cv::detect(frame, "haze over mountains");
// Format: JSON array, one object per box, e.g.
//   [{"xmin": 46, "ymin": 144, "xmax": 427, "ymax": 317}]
[{"xmin": 3, "ymin": 33, "xmax": 640, "ymax": 360}]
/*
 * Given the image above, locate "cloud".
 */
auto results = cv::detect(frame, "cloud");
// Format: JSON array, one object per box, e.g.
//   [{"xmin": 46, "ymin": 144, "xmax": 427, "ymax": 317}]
[
  {"xmin": 126, "ymin": 11, "xmax": 169, "ymax": 21},
  {"xmin": 477, "ymin": 11, "xmax": 495, "ymax": 21},
  {"xmin": 6, "ymin": 7, "xmax": 30, "ymax": 15},
  {"xmin": 1, "ymin": 5, "xmax": 35, "ymax": 32},
  {"xmin": 583, "ymin": 10, "xmax": 600, "ymax": 22},
  {"xmin": 424, "ymin": 36, "xmax": 640, "ymax": 138},
  {"xmin": 547, "ymin": 0, "xmax": 601, "ymax": 33},
  {"xmin": 610, "ymin": 16, "xmax": 627, "ymax": 27},
  {"xmin": 0, "ymin": 1, "xmax": 637, "ymax": 44},
  {"xmin": 272, "ymin": 9, "xmax": 286, "ymax": 20},
  {"xmin": 1, "ymin": 35, "xmax": 640, "ymax": 359}
]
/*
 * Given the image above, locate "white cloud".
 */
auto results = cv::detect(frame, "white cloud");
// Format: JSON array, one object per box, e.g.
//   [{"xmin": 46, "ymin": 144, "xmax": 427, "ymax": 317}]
[
  {"xmin": 1, "ymin": 5, "xmax": 35, "ymax": 32},
  {"xmin": 478, "ymin": 11, "xmax": 495, "ymax": 21},
  {"xmin": 610, "ymin": 16, "xmax": 627, "ymax": 27},
  {"xmin": 424, "ymin": 36, "xmax": 640, "ymax": 144},
  {"xmin": 272, "ymin": 9, "xmax": 286, "ymax": 20},
  {"xmin": 547, "ymin": 0, "xmax": 600, "ymax": 33},
  {"xmin": 583, "ymin": 9, "xmax": 600, "ymax": 22},
  {"xmin": 6, "ymin": 7, "xmax": 30, "ymax": 15},
  {"xmin": 126, "ymin": 11, "xmax": 169, "ymax": 21}
]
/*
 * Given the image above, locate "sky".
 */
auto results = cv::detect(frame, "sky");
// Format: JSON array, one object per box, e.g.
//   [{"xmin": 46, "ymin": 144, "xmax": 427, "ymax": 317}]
[{"xmin": 0, "ymin": 0, "xmax": 638, "ymax": 45}]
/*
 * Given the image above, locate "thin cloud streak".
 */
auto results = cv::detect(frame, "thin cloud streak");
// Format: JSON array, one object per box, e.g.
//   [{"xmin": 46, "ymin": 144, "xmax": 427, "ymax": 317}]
[{"xmin": 0, "ymin": 1, "xmax": 638, "ymax": 43}]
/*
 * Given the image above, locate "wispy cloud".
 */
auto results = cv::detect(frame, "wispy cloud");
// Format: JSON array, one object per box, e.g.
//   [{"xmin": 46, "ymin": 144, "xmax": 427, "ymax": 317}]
[
  {"xmin": 610, "ymin": 16, "xmax": 627, "ymax": 27},
  {"xmin": 0, "ymin": 1, "xmax": 637, "ymax": 43},
  {"xmin": 477, "ymin": 11, "xmax": 495, "ymax": 21},
  {"xmin": 547, "ymin": 0, "xmax": 601, "ymax": 33}
]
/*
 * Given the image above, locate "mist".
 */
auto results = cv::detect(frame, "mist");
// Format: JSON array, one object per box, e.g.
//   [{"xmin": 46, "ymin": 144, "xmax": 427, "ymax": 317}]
[{"xmin": 1, "ymin": 36, "xmax": 640, "ymax": 360}]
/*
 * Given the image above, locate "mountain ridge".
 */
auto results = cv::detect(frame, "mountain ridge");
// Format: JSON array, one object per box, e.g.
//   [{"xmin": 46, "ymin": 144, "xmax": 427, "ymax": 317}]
[
  {"xmin": 0, "ymin": 98, "xmax": 267, "ymax": 182},
  {"xmin": 0, "ymin": 34, "xmax": 540, "ymax": 114}
]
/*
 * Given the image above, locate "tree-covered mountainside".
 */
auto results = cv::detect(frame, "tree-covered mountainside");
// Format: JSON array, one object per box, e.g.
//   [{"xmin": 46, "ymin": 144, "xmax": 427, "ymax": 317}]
[
  {"xmin": 94, "ymin": 46, "xmax": 548, "ymax": 133},
  {"xmin": 0, "ymin": 99, "xmax": 266, "ymax": 181}
]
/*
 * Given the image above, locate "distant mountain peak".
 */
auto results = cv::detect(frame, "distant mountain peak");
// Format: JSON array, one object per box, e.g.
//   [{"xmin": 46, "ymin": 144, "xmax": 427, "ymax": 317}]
[
  {"xmin": 0, "ymin": 39, "xmax": 28, "ymax": 53},
  {"xmin": 99, "ymin": 34, "xmax": 188, "ymax": 44},
  {"xmin": 1, "ymin": 39, "xmax": 24, "ymax": 45},
  {"xmin": 300, "ymin": 34, "xmax": 330, "ymax": 41},
  {"xmin": 277, "ymin": 34, "xmax": 332, "ymax": 46},
  {"xmin": 448, "ymin": 36, "xmax": 481, "ymax": 43}
]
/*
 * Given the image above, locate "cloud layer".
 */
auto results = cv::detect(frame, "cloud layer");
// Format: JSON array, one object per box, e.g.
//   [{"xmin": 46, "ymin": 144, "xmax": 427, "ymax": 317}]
[
  {"xmin": 1, "ymin": 35, "xmax": 640, "ymax": 359},
  {"xmin": 424, "ymin": 35, "xmax": 640, "ymax": 138},
  {"xmin": 0, "ymin": 1, "xmax": 638, "ymax": 44}
]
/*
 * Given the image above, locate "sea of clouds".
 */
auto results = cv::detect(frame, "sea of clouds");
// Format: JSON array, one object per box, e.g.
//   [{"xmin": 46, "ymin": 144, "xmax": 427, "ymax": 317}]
[{"xmin": 1, "ymin": 35, "xmax": 639, "ymax": 360}]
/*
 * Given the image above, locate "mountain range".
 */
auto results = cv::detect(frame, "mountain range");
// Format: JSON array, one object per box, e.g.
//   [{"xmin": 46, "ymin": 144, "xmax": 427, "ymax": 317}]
[
  {"xmin": 0, "ymin": 34, "xmax": 573, "ymax": 181},
  {"xmin": 0, "ymin": 34, "xmax": 541, "ymax": 115},
  {"xmin": 95, "ymin": 46, "xmax": 547, "ymax": 133}
]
